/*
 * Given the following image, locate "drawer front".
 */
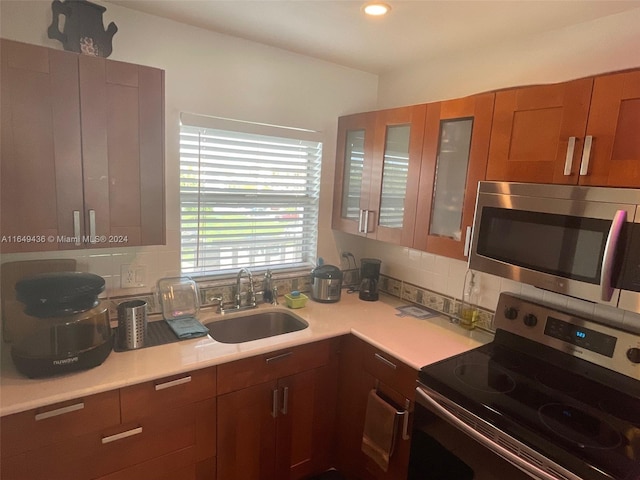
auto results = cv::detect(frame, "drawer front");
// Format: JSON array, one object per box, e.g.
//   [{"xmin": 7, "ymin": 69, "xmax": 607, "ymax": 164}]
[
  {"xmin": 217, "ymin": 339, "xmax": 333, "ymax": 395},
  {"xmin": 2, "ymin": 397, "xmax": 216, "ymax": 480},
  {"xmin": 121, "ymin": 366, "xmax": 216, "ymax": 423},
  {"xmin": 1, "ymin": 389, "xmax": 121, "ymax": 458},
  {"xmin": 361, "ymin": 342, "xmax": 417, "ymax": 401},
  {"xmin": 95, "ymin": 447, "xmax": 197, "ymax": 480}
]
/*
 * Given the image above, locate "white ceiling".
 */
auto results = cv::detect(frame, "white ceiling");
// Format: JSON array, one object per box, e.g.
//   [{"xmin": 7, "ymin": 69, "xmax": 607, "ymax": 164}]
[{"xmin": 108, "ymin": 1, "xmax": 640, "ymax": 74}]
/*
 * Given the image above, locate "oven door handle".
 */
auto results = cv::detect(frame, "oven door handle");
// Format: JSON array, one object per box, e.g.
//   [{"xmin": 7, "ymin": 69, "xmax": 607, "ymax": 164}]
[
  {"xmin": 601, "ymin": 209, "xmax": 626, "ymax": 302},
  {"xmin": 415, "ymin": 387, "xmax": 566, "ymax": 480}
]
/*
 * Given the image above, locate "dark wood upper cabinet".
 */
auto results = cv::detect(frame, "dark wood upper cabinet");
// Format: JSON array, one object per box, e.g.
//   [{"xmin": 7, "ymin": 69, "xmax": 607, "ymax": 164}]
[
  {"xmin": 486, "ymin": 69, "xmax": 640, "ymax": 187},
  {"xmin": 0, "ymin": 39, "xmax": 165, "ymax": 253},
  {"xmin": 485, "ymin": 78, "xmax": 593, "ymax": 185},
  {"xmin": 332, "ymin": 111, "xmax": 376, "ymax": 237},
  {"xmin": 1, "ymin": 40, "xmax": 84, "ymax": 252},
  {"xmin": 413, "ymin": 93, "xmax": 494, "ymax": 260},
  {"xmin": 580, "ymin": 69, "xmax": 640, "ymax": 187},
  {"xmin": 332, "ymin": 105, "xmax": 426, "ymax": 247}
]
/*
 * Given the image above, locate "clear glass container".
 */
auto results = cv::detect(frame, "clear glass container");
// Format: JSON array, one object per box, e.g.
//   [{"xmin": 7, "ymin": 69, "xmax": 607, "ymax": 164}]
[{"xmin": 157, "ymin": 276, "xmax": 200, "ymax": 320}]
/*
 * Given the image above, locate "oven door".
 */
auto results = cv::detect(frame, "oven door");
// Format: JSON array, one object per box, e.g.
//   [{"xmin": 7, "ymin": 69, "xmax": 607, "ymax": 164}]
[
  {"xmin": 469, "ymin": 184, "xmax": 637, "ymax": 306},
  {"xmin": 413, "ymin": 385, "xmax": 582, "ymax": 480}
]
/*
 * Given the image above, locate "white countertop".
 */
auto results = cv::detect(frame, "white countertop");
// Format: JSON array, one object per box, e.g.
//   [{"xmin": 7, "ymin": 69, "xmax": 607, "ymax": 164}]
[{"xmin": 0, "ymin": 293, "xmax": 492, "ymax": 417}]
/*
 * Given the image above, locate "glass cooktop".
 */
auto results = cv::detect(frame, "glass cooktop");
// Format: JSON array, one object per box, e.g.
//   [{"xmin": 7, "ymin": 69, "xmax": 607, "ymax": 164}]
[{"xmin": 419, "ymin": 332, "xmax": 640, "ymax": 480}]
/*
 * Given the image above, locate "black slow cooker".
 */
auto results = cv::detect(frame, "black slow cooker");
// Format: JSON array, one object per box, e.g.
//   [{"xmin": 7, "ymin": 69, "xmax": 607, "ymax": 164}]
[{"xmin": 12, "ymin": 272, "xmax": 113, "ymax": 378}]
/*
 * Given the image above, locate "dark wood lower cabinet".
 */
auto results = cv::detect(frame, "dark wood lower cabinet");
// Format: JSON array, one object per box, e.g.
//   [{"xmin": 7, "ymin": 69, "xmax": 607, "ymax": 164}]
[
  {"xmin": 0, "ymin": 368, "xmax": 217, "ymax": 480},
  {"xmin": 335, "ymin": 335, "xmax": 416, "ymax": 480},
  {"xmin": 216, "ymin": 339, "xmax": 339, "ymax": 480},
  {"xmin": 217, "ymin": 365, "xmax": 338, "ymax": 480},
  {"xmin": 217, "ymin": 381, "xmax": 278, "ymax": 479},
  {"xmin": 1, "ymin": 336, "xmax": 418, "ymax": 480}
]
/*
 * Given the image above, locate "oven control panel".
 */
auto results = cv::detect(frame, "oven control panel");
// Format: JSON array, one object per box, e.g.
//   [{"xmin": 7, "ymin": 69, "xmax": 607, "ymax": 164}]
[
  {"xmin": 494, "ymin": 292, "xmax": 640, "ymax": 380},
  {"xmin": 544, "ymin": 316, "xmax": 617, "ymax": 358}
]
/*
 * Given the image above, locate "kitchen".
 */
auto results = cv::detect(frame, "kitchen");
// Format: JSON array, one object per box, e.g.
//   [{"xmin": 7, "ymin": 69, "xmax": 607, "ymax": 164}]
[{"xmin": 1, "ymin": 1, "xmax": 640, "ymax": 479}]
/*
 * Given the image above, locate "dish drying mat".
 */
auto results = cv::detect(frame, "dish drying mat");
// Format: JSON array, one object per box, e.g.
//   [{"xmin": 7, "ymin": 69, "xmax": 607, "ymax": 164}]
[{"xmin": 114, "ymin": 320, "xmax": 185, "ymax": 352}]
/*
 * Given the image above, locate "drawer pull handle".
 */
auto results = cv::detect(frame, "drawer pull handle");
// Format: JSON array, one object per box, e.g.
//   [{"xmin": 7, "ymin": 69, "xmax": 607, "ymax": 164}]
[
  {"xmin": 281, "ymin": 386, "xmax": 289, "ymax": 415},
  {"xmin": 400, "ymin": 398, "xmax": 411, "ymax": 441},
  {"xmin": 272, "ymin": 389, "xmax": 279, "ymax": 418},
  {"xmin": 101, "ymin": 426, "xmax": 143, "ymax": 444},
  {"xmin": 35, "ymin": 402, "xmax": 85, "ymax": 421},
  {"xmin": 374, "ymin": 353, "xmax": 397, "ymax": 370},
  {"xmin": 154, "ymin": 375, "xmax": 192, "ymax": 391},
  {"xmin": 266, "ymin": 352, "xmax": 292, "ymax": 363}
]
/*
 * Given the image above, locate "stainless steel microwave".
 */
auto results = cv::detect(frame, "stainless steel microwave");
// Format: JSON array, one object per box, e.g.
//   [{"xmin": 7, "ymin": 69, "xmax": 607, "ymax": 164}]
[{"xmin": 469, "ymin": 181, "xmax": 640, "ymax": 313}]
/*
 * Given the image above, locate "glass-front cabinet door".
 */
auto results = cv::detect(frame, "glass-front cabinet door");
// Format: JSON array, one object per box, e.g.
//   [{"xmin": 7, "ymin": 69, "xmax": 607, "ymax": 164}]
[
  {"xmin": 332, "ymin": 112, "xmax": 375, "ymax": 236},
  {"xmin": 428, "ymin": 118, "xmax": 473, "ymax": 240},
  {"xmin": 413, "ymin": 93, "xmax": 495, "ymax": 260},
  {"xmin": 371, "ymin": 105, "xmax": 426, "ymax": 245},
  {"xmin": 332, "ymin": 105, "xmax": 425, "ymax": 246}
]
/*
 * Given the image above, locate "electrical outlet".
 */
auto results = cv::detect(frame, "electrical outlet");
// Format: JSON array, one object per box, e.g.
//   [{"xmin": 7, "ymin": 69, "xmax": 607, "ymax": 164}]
[{"xmin": 120, "ymin": 264, "xmax": 147, "ymax": 288}]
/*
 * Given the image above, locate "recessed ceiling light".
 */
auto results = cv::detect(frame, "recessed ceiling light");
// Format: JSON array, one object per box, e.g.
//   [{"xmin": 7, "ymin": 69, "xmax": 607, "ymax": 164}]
[{"xmin": 363, "ymin": 2, "xmax": 391, "ymax": 16}]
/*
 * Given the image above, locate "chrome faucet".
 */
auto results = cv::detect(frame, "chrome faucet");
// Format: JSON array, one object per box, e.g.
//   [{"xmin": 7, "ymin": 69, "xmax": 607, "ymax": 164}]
[{"xmin": 235, "ymin": 268, "xmax": 256, "ymax": 309}]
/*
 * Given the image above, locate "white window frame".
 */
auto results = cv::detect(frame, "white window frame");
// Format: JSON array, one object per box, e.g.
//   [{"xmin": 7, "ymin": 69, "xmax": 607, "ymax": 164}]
[{"xmin": 179, "ymin": 113, "xmax": 322, "ymax": 278}]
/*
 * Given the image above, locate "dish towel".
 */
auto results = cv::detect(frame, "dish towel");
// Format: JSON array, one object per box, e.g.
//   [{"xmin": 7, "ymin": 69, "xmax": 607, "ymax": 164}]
[
  {"xmin": 165, "ymin": 316, "xmax": 209, "ymax": 339},
  {"xmin": 361, "ymin": 389, "xmax": 400, "ymax": 472}
]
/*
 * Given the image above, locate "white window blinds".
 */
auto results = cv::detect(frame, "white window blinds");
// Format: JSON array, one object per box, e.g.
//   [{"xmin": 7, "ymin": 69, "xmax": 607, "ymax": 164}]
[{"xmin": 180, "ymin": 123, "xmax": 322, "ymax": 276}]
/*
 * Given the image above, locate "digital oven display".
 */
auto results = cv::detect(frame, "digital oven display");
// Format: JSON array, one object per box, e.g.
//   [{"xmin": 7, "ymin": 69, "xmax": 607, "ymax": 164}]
[{"xmin": 544, "ymin": 316, "xmax": 617, "ymax": 358}]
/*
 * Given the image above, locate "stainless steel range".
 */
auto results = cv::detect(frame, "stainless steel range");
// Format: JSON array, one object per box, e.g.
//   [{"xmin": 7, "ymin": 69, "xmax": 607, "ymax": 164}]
[{"xmin": 414, "ymin": 292, "xmax": 640, "ymax": 480}]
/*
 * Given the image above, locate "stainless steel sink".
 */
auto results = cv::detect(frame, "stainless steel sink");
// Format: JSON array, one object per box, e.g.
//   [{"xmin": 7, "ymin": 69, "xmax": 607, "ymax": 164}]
[{"xmin": 205, "ymin": 310, "xmax": 308, "ymax": 343}]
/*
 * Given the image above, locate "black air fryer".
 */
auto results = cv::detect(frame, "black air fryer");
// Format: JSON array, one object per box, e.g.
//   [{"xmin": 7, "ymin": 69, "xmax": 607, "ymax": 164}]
[
  {"xmin": 359, "ymin": 258, "xmax": 381, "ymax": 301},
  {"xmin": 12, "ymin": 272, "xmax": 113, "ymax": 378}
]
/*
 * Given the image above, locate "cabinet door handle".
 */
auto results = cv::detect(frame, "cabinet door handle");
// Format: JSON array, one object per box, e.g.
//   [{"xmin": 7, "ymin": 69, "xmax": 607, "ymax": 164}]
[
  {"xmin": 374, "ymin": 353, "xmax": 397, "ymax": 370},
  {"xmin": 35, "ymin": 402, "xmax": 84, "ymax": 421},
  {"xmin": 88, "ymin": 209, "xmax": 96, "ymax": 243},
  {"xmin": 101, "ymin": 426, "xmax": 143, "ymax": 444},
  {"xmin": 154, "ymin": 375, "xmax": 192, "ymax": 391},
  {"xmin": 364, "ymin": 209, "xmax": 370, "ymax": 233},
  {"xmin": 563, "ymin": 136, "xmax": 576, "ymax": 176},
  {"xmin": 463, "ymin": 226, "xmax": 472, "ymax": 257},
  {"xmin": 73, "ymin": 210, "xmax": 81, "ymax": 246},
  {"xmin": 265, "ymin": 352, "xmax": 292, "ymax": 363},
  {"xmin": 579, "ymin": 135, "xmax": 593, "ymax": 176},
  {"xmin": 281, "ymin": 386, "xmax": 289, "ymax": 415},
  {"xmin": 358, "ymin": 209, "xmax": 365, "ymax": 233},
  {"xmin": 272, "ymin": 388, "xmax": 279, "ymax": 418}
]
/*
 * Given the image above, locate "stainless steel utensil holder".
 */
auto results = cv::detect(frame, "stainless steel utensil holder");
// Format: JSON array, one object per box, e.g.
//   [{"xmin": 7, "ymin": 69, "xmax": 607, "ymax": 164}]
[{"xmin": 117, "ymin": 300, "xmax": 147, "ymax": 350}]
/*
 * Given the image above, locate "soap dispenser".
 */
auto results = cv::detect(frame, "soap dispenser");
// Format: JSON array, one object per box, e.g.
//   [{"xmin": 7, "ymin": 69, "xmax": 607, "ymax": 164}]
[
  {"xmin": 459, "ymin": 269, "xmax": 480, "ymax": 330},
  {"xmin": 262, "ymin": 270, "xmax": 273, "ymax": 304}
]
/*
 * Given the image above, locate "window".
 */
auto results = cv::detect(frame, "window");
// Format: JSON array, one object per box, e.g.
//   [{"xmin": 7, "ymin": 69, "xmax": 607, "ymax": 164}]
[{"xmin": 179, "ymin": 118, "xmax": 322, "ymax": 277}]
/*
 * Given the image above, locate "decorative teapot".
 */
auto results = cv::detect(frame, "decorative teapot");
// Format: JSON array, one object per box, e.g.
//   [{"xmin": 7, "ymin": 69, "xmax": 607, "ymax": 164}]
[{"xmin": 48, "ymin": 0, "xmax": 118, "ymax": 58}]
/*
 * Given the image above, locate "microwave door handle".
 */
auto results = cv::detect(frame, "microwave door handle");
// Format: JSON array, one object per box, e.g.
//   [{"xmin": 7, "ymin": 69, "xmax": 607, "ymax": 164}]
[{"xmin": 601, "ymin": 209, "xmax": 627, "ymax": 301}]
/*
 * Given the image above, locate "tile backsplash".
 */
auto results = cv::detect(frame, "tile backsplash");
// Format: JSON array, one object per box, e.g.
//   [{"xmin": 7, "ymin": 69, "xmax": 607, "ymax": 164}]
[
  {"xmin": 335, "ymin": 235, "xmax": 640, "ymax": 334},
  {"xmin": 5, "ymin": 230, "xmax": 640, "ymax": 334},
  {"xmin": 1, "ymin": 229, "xmax": 182, "ymax": 299}
]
